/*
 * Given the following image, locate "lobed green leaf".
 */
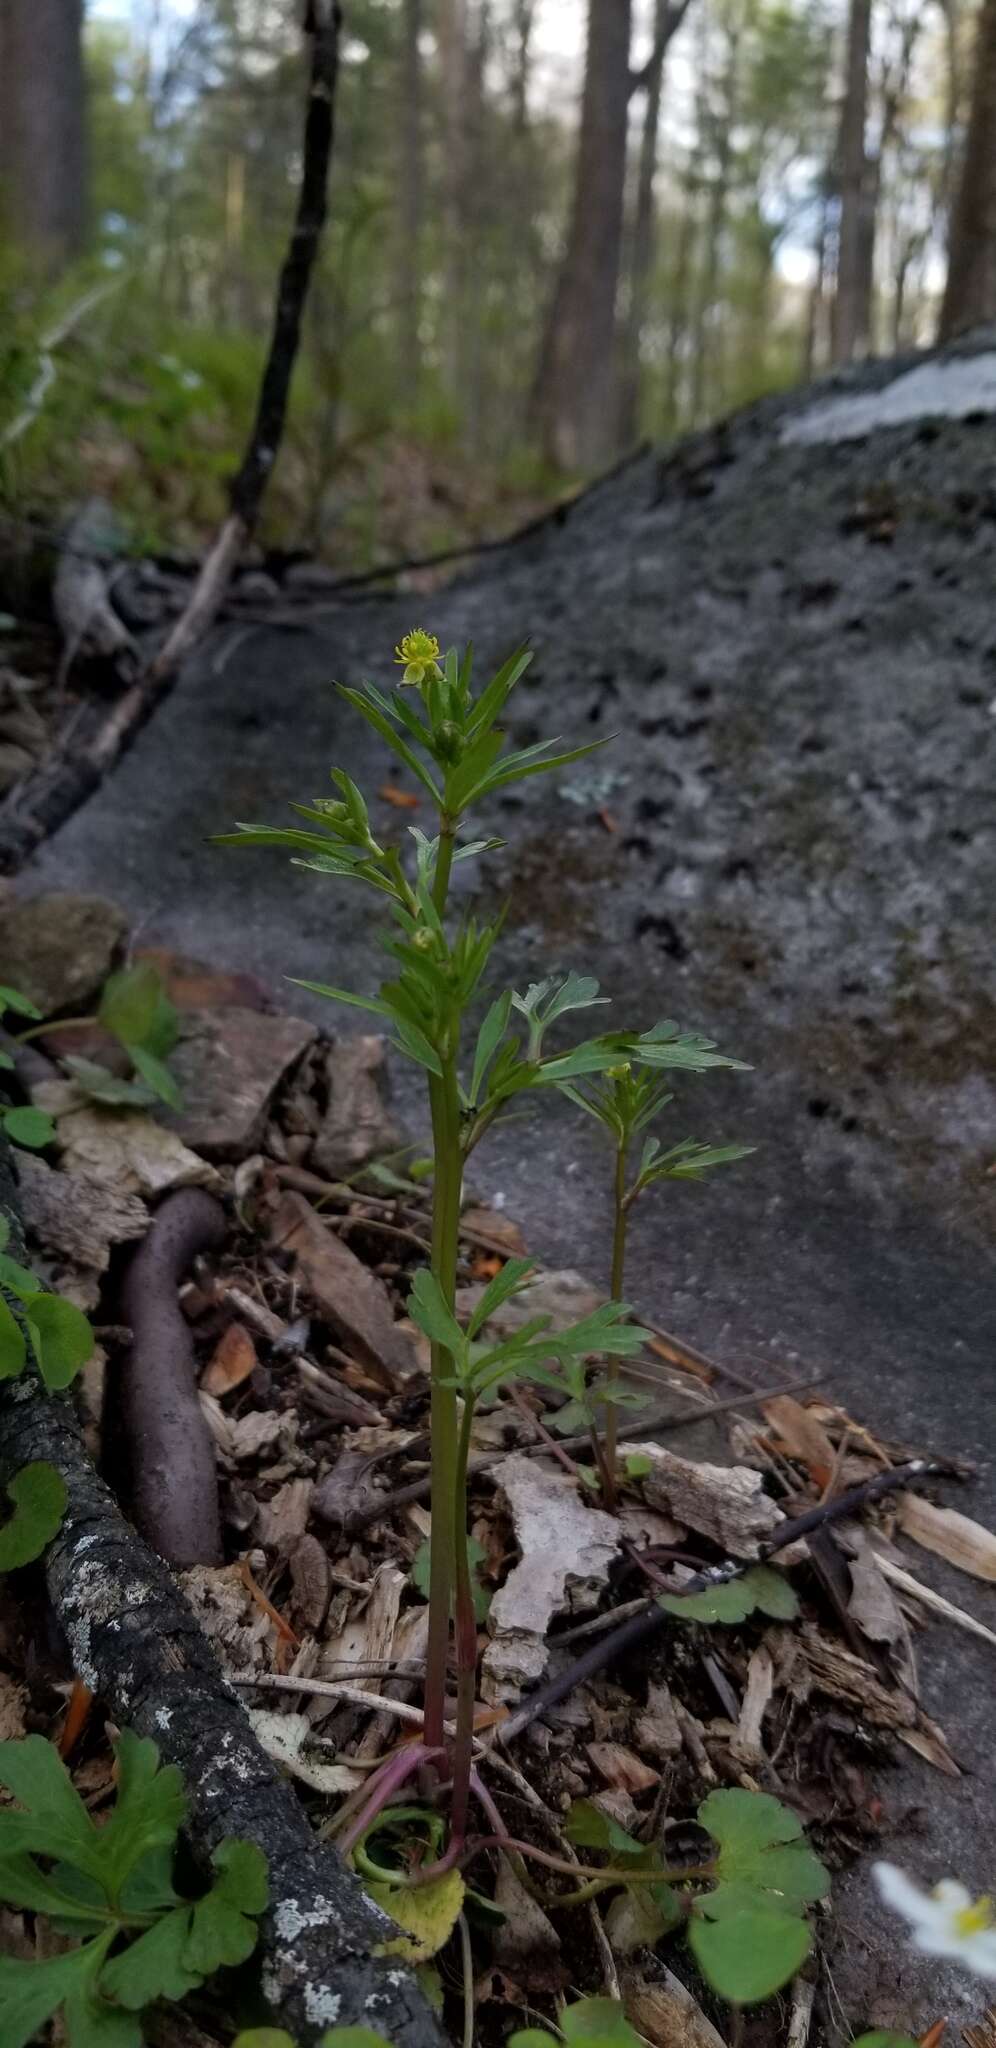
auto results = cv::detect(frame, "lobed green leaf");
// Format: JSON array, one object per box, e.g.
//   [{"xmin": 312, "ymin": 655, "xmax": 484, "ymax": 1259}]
[
  {"xmin": 0, "ymin": 1461, "xmax": 67, "ymax": 1570},
  {"xmin": 2, "ymin": 1105, "xmax": 55, "ymax": 1150}
]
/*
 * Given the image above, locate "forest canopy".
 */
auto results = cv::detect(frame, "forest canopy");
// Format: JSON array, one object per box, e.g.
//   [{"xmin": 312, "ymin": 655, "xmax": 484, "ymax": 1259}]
[{"xmin": 1, "ymin": 0, "xmax": 994, "ymax": 565}]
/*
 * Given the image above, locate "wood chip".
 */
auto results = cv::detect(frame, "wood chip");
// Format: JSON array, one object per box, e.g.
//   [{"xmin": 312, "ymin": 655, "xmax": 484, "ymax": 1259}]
[
  {"xmin": 586, "ymin": 1742, "xmax": 660, "ymax": 1795},
  {"xmin": 796, "ymin": 1627, "xmax": 917, "ymax": 1728},
  {"xmin": 491, "ymin": 1858, "xmax": 561, "ymax": 1969},
  {"xmin": 316, "ymin": 1563, "xmax": 405, "ymax": 1714},
  {"xmin": 482, "ymin": 1455, "xmax": 620, "ymax": 1703},
  {"xmin": 0, "ymin": 1673, "xmax": 28, "ymax": 1741},
  {"xmin": 876, "ymin": 1552, "xmax": 996, "ymax": 1652},
  {"xmin": 201, "ymin": 1320, "xmax": 258, "ymax": 1396},
  {"xmin": 268, "ymin": 1190, "xmax": 417, "ymax": 1386},
  {"xmin": 288, "ymin": 1534, "xmax": 332, "ymax": 1634},
  {"xmin": 899, "ymin": 1714, "xmax": 961, "ymax": 1777},
  {"xmin": 731, "ymin": 1645, "xmax": 774, "ymax": 1764},
  {"xmin": 228, "ymin": 1409, "xmax": 291, "ymax": 1462},
  {"xmin": 761, "ymin": 1394, "xmax": 836, "ymax": 1487},
  {"xmin": 256, "ymin": 1478, "xmax": 314, "ymax": 1554},
  {"xmin": 246, "ymin": 1708, "xmax": 362, "ymax": 1794},
  {"xmin": 622, "ymin": 1967, "xmax": 728, "ymax": 2048},
  {"xmin": 897, "ymin": 1495, "xmax": 996, "ymax": 1583},
  {"xmin": 845, "ymin": 1527, "xmax": 907, "ymax": 1645},
  {"xmin": 634, "ymin": 1680, "xmax": 683, "ymax": 1762},
  {"xmin": 629, "ymin": 1441, "xmax": 785, "ymax": 1557}
]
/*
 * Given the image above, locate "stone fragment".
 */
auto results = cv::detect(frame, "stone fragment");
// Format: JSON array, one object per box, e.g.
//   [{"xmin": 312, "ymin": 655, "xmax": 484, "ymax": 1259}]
[
  {"xmin": 268, "ymin": 1190, "xmax": 417, "ymax": 1385},
  {"xmin": 36, "ymin": 1090, "xmax": 221, "ymax": 1200},
  {"xmin": 136, "ymin": 946, "xmax": 271, "ymax": 1014},
  {"xmin": 0, "ymin": 891, "xmax": 127, "ymax": 1013},
  {"xmin": 15, "ymin": 1150, "xmax": 149, "ymax": 1277},
  {"xmin": 163, "ymin": 1006, "xmax": 316, "ymax": 1160},
  {"xmin": 311, "ymin": 1034, "xmax": 408, "ymax": 1180}
]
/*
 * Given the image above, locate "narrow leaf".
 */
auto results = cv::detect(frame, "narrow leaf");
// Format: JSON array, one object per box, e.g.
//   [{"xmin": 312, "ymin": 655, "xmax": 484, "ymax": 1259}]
[
  {"xmin": 129, "ymin": 1047, "xmax": 182, "ymax": 1111},
  {"xmin": 337, "ymin": 686, "xmax": 443, "ymax": 802},
  {"xmin": 470, "ymin": 991, "xmax": 512, "ymax": 1105},
  {"xmin": 288, "ymin": 981, "xmax": 393, "ymax": 1020},
  {"xmin": 0, "ymin": 986, "xmax": 41, "ymax": 1021}
]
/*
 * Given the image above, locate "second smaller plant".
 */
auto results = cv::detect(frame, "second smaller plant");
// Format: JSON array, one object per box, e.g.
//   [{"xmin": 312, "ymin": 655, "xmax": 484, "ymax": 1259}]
[{"xmin": 560, "ymin": 1060, "xmax": 752, "ymax": 1500}]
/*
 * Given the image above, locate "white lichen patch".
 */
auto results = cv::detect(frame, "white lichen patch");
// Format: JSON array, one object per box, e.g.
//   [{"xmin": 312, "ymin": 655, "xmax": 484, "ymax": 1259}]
[
  {"xmin": 303, "ymin": 1985, "xmax": 341, "ymax": 2026},
  {"xmin": 64, "ymin": 1613, "xmax": 98, "ymax": 1692},
  {"xmin": 274, "ymin": 1896, "xmax": 337, "ymax": 1942},
  {"xmin": 154, "ymin": 1707, "xmax": 173, "ymax": 1730}
]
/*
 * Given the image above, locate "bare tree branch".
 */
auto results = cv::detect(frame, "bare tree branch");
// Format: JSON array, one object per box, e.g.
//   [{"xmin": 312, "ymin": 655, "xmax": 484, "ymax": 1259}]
[{"xmin": 145, "ymin": 0, "xmax": 342, "ymax": 689}]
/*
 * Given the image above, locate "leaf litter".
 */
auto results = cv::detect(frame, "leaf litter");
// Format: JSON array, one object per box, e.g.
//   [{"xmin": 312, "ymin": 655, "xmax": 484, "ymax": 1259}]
[{"xmin": 3, "ymin": 911, "xmax": 996, "ymax": 2047}]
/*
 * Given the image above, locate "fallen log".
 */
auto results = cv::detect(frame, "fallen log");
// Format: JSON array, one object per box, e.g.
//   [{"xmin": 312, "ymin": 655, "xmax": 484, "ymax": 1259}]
[{"xmin": 0, "ymin": 1131, "xmax": 443, "ymax": 2048}]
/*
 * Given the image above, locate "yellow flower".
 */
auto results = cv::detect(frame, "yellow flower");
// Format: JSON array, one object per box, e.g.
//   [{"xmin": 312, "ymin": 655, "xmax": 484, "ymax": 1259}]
[{"xmin": 395, "ymin": 629, "xmax": 443, "ymax": 687}]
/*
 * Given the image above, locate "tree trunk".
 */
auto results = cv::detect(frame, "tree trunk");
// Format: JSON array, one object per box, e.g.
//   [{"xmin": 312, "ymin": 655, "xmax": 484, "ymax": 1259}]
[
  {"xmin": 939, "ymin": 0, "xmax": 962, "ymax": 223},
  {"xmin": 939, "ymin": 0, "xmax": 996, "ymax": 338},
  {"xmin": 437, "ymin": 0, "xmax": 469, "ymax": 391},
  {"xmin": 618, "ymin": 0, "xmax": 670, "ymax": 447},
  {"xmin": 399, "ymin": 0, "xmax": 424, "ymax": 394},
  {"xmin": 830, "ymin": 0, "xmax": 873, "ymax": 364},
  {"xmin": 689, "ymin": 8, "xmax": 740, "ymax": 424},
  {"xmin": 804, "ymin": 182, "xmax": 830, "ymax": 378},
  {"xmin": 511, "ymin": 0, "xmax": 536, "ymax": 134},
  {"xmin": 0, "ymin": 0, "xmax": 87, "ymax": 270},
  {"xmin": 531, "ymin": 0, "xmax": 633, "ymax": 471}
]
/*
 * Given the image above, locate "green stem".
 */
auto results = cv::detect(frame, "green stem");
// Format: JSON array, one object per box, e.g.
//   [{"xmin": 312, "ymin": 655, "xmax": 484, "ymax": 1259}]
[
  {"xmin": 433, "ymin": 818, "xmax": 456, "ymax": 913},
  {"xmin": 449, "ymin": 1392, "xmax": 478, "ymax": 1844},
  {"xmin": 15, "ymin": 1012, "xmax": 97, "ymax": 1044},
  {"xmin": 602, "ymin": 1136, "xmax": 629, "ymax": 1507},
  {"xmin": 421, "ymin": 814, "xmax": 462, "ymax": 1754},
  {"xmin": 422, "ymin": 1052, "xmax": 463, "ymax": 1750}
]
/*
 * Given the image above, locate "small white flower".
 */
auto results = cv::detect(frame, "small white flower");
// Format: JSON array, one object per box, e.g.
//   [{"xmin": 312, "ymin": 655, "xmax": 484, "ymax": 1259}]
[{"xmin": 874, "ymin": 1862, "xmax": 996, "ymax": 1978}]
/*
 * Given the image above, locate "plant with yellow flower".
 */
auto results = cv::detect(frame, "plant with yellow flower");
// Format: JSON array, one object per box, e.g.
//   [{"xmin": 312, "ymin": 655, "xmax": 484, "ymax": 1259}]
[{"xmin": 216, "ymin": 632, "xmax": 760, "ymax": 1986}]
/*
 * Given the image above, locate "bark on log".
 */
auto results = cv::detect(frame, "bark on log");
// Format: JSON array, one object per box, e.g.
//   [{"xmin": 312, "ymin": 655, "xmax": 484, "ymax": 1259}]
[{"xmin": 0, "ymin": 1133, "xmax": 444, "ymax": 2048}]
